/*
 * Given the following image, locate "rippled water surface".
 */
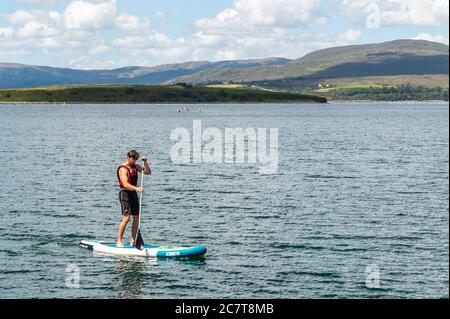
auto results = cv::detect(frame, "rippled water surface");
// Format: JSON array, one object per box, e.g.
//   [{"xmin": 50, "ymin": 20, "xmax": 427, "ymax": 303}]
[{"xmin": 0, "ymin": 103, "xmax": 448, "ymax": 298}]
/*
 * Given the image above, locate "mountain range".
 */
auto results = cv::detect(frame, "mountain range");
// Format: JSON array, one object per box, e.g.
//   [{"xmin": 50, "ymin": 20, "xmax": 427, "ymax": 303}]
[
  {"xmin": 0, "ymin": 58, "xmax": 290, "ymax": 89},
  {"xmin": 0, "ymin": 39, "xmax": 448, "ymax": 91}
]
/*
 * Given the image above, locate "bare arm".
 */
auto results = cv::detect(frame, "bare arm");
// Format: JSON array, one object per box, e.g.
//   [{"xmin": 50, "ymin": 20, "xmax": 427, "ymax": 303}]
[
  {"xmin": 119, "ymin": 167, "xmax": 143, "ymax": 192},
  {"xmin": 136, "ymin": 157, "xmax": 152, "ymax": 175}
]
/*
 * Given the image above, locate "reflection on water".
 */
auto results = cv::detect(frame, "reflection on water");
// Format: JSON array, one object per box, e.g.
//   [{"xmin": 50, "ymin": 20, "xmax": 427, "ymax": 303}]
[
  {"xmin": 113, "ymin": 255, "xmax": 206, "ymax": 298},
  {"xmin": 116, "ymin": 257, "xmax": 153, "ymax": 298}
]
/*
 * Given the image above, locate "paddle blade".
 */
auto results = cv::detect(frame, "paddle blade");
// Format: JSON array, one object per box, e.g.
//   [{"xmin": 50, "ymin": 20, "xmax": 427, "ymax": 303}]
[{"xmin": 135, "ymin": 229, "xmax": 145, "ymax": 250}]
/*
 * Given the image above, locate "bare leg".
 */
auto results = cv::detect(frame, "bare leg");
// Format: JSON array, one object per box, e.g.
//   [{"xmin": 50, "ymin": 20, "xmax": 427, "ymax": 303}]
[
  {"xmin": 117, "ymin": 213, "xmax": 130, "ymax": 247},
  {"xmin": 130, "ymin": 215, "xmax": 139, "ymax": 245}
]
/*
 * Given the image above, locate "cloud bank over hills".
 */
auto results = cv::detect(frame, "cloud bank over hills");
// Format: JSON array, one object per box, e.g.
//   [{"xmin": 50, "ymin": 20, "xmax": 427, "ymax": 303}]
[{"xmin": 0, "ymin": 0, "xmax": 448, "ymax": 69}]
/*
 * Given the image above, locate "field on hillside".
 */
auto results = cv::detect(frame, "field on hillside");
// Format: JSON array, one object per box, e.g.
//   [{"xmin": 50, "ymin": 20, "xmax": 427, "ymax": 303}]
[{"xmin": 321, "ymin": 75, "xmax": 449, "ymax": 89}]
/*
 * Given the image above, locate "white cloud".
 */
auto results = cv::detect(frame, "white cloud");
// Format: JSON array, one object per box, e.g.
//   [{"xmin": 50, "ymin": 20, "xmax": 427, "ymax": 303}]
[
  {"xmin": 17, "ymin": 20, "xmax": 60, "ymax": 38},
  {"xmin": 188, "ymin": 0, "xmax": 339, "ymax": 63},
  {"xmin": 431, "ymin": 0, "xmax": 449, "ymax": 23},
  {"xmin": 112, "ymin": 32, "xmax": 172, "ymax": 49},
  {"xmin": 37, "ymin": 37, "xmax": 63, "ymax": 48},
  {"xmin": 0, "ymin": 0, "xmax": 343, "ymax": 68},
  {"xmin": 7, "ymin": 10, "xmax": 62, "ymax": 30},
  {"xmin": 196, "ymin": 0, "xmax": 323, "ymax": 30},
  {"xmin": 67, "ymin": 55, "xmax": 122, "ymax": 69},
  {"xmin": 412, "ymin": 33, "xmax": 449, "ymax": 45},
  {"xmin": 62, "ymin": 29, "xmax": 98, "ymax": 42},
  {"xmin": 382, "ymin": 1, "xmax": 438, "ymax": 26},
  {"xmin": 0, "ymin": 2, "xmax": 128, "ymax": 66},
  {"xmin": 115, "ymin": 13, "xmax": 139, "ymax": 30},
  {"xmin": 341, "ymin": 0, "xmax": 449, "ymax": 27},
  {"xmin": 314, "ymin": 16, "xmax": 328, "ymax": 26},
  {"xmin": 48, "ymin": 11, "xmax": 62, "ymax": 23},
  {"xmin": 337, "ymin": 29, "xmax": 362, "ymax": 43},
  {"xmin": 0, "ymin": 27, "xmax": 14, "ymax": 39},
  {"xmin": 115, "ymin": 13, "xmax": 150, "ymax": 31},
  {"xmin": 64, "ymin": 0, "xmax": 117, "ymax": 30},
  {"xmin": 236, "ymin": 0, "xmax": 322, "ymax": 27},
  {"xmin": 18, "ymin": 0, "xmax": 65, "ymax": 6},
  {"xmin": 89, "ymin": 43, "xmax": 110, "ymax": 55},
  {"xmin": 195, "ymin": 9, "xmax": 239, "ymax": 31},
  {"xmin": 0, "ymin": 49, "xmax": 28, "ymax": 58},
  {"xmin": 192, "ymin": 31, "xmax": 222, "ymax": 46},
  {"xmin": 143, "ymin": 46, "xmax": 192, "ymax": 63},
  {"xmin": 155, "ymin": 11, "xmax": 167, "ymax": 23},
  {"xmin": 215, "ymin": 49, "xmax": 239, "ymax": 60},
  {"xmin": 186, "ymin": 29, "xmax": 339, "ymax": 63},
  {"xmin": 9, "ymin": 10, "xmax": 36, "ymax": 25}
]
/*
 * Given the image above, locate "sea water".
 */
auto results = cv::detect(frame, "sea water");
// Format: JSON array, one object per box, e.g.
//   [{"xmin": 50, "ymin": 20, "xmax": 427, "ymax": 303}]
[{"xmin": 0, "ymin": 102, "xmax": 448, "ymax": 298}]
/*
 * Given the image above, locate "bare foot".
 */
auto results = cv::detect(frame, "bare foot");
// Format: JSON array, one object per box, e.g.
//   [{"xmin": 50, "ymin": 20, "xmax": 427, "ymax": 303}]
[{"xmin": 116, "ymin": 241, "xmax": 124, "ymax": 248}]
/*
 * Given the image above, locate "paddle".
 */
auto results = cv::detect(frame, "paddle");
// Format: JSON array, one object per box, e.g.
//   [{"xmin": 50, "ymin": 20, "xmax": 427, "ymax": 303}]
[{"xmin": 135, "ymin": 163, "xmax": 145, "ymax": 250}]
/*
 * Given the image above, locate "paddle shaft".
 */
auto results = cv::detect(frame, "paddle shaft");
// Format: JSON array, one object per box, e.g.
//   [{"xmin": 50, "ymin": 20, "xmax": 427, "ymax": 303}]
[{"xmin": 138, "ymin": 167, "xmax": 144, "ymax": 230}]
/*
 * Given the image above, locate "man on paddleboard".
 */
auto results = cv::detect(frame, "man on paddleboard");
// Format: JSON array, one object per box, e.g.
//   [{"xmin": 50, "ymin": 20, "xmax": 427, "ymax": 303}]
[{"xmin": 116, "ymin": 150, "xmax": 151, "ymax": 248}]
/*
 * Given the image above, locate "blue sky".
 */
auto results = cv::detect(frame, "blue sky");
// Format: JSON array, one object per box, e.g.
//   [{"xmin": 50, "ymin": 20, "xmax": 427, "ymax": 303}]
[{"xmin": 0, "ymin": 0, "xmax": 448, "ymax": 69}]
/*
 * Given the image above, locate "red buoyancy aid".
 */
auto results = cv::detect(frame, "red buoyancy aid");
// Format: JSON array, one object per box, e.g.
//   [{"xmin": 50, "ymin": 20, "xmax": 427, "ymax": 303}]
[{"xmin": 117, "ymin": 165, "xmax": 138, "ymax": 188}]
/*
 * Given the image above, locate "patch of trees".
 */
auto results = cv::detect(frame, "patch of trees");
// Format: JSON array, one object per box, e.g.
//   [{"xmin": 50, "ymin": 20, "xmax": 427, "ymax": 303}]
[{"xmin": 332, "ymin": 85, "xmax": 449, "ymax": 101}]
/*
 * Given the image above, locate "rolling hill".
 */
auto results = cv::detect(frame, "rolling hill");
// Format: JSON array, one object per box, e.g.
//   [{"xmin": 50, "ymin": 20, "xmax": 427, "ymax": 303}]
[
  {"xmin": 171, "ymin": 40, "xmax": 449, "ymax": 85},
  {"xmin": 0, "ymin": 58, "xmax": 290, "ymax": 89}
]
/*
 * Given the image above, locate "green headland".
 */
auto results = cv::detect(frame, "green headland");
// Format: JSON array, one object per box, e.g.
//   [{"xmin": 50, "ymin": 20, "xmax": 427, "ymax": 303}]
[{"xmin": 0, "ymin": 83, "xmax": 327, "ymax": 104}]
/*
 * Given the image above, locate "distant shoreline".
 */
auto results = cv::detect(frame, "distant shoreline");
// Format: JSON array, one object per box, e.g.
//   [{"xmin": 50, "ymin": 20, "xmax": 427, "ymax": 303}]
[
  {"xmin": 1, "ymin": 100, "xmax": 448, "ymax": 105},
  {"xmin": 0, "ymin": 84, "xmax": 327, "ymax": 104},
  {"xmin": 327, "ymin": 100, "xmax": 449, "ymax": 104},
  {"xmin": 0, "ymin": 101, "xmax": 325, "ymax": 105}
]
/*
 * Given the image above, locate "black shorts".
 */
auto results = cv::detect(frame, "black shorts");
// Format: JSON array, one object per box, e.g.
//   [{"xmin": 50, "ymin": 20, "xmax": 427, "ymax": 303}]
[{"xmin": 119, "ymin": 189, "xmax": 139, "ymax": 216}]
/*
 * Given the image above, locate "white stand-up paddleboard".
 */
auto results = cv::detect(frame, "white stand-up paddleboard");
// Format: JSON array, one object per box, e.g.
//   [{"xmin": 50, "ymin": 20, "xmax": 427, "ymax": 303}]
[
  {"xmin": 82, "ymin": 159, "xmax": 207, "ymax": 257},
  {"xmin": 80, "ymin": 240, "xmax": 207, "ymax": 257}
]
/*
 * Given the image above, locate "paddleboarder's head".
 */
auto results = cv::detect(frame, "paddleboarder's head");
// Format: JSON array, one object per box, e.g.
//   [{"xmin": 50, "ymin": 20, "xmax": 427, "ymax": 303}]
[{"xmin": 127, "ymin": 149, "xmax": 139, "ymax": 163}]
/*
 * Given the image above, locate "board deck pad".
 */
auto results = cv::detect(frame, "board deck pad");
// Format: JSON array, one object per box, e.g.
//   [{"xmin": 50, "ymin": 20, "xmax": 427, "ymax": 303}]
[{"xmin": 104, "ymin": 243, "xmax": 186, "ymax": 249}]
